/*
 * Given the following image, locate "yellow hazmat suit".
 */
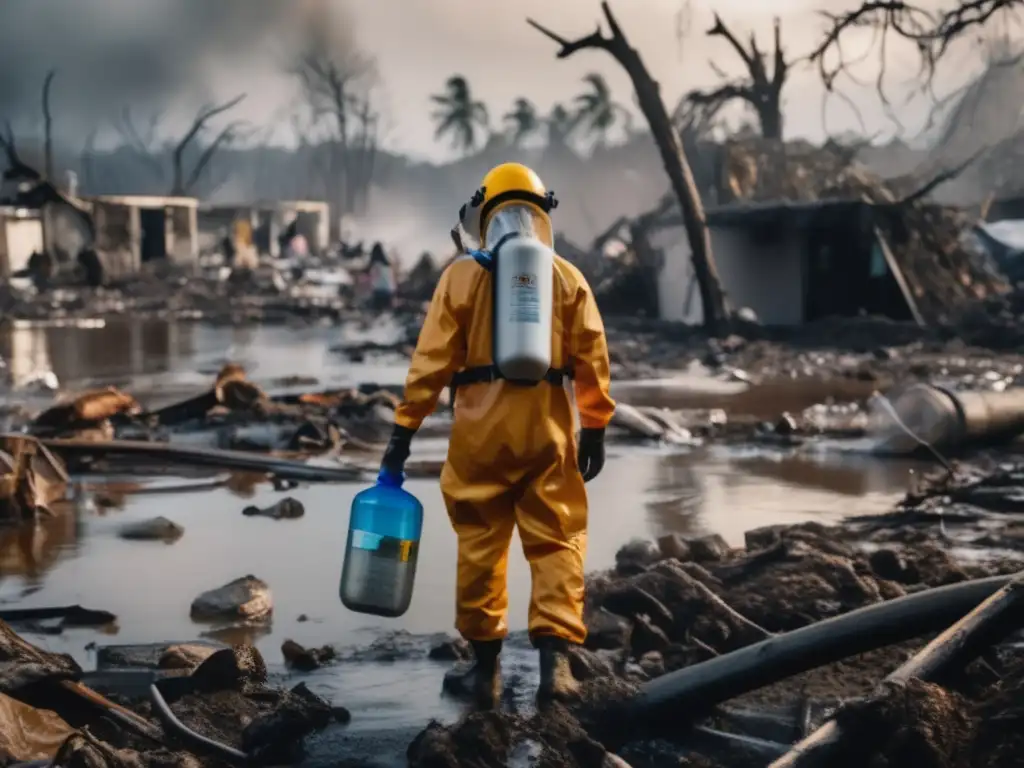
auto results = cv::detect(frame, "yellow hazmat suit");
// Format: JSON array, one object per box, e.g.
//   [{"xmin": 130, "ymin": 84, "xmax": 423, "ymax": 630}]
[{"xmin": 393, "ymin": 163, "xmax": 615, "ymax": 646}]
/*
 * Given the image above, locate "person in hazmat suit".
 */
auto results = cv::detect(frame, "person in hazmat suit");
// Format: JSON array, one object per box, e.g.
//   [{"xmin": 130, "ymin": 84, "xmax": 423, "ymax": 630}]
[{"xmin": 378, "ymin": 162, "xmax": 615, "ymax": 709}]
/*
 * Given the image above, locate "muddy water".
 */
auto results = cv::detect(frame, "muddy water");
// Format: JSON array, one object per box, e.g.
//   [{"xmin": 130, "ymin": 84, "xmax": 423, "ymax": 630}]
[{"xmin": 0, "ymin": 319, "xmax": 932, "ymax": 761}]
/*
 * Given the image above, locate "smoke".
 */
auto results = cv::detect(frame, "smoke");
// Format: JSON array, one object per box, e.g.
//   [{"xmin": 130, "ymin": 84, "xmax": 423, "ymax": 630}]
[{"xmin": 0, "ymin": 0, "xmax": 350, "ymax": 137}]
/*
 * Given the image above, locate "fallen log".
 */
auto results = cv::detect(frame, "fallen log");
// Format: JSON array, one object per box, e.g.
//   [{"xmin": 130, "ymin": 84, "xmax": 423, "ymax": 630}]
[
  {"xmin": 767, "ymin": 569, "xmax": 1024, "ymax": 768},
  {"xmin": 0, "ymin": 606, "xmax": 115, "ymax": 627},
  {"xmin": 623, "ymin": 573, "xmax": 1014, "ymax": 743},
  {"xmin": 38, "ymin": 438, "xmax": 364, "ymax": 483}
]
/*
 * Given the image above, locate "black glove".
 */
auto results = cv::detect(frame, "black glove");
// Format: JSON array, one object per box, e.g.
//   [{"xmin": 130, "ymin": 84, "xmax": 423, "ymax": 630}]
[
  {"xmin": 380, "ymin": 425, "xmax": 416, "ymax": 479},
  {"xmin": 577, "ymin": 427, "xmax": 605, "ymax": 483}
]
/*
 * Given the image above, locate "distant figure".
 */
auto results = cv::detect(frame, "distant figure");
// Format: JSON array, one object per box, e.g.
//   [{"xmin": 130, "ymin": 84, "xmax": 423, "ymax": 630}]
[
  {"xmin": 366, "ymin": 242, "xmax": 396, "ymax": 312},
  {"xmin": 220, "ymin": 233, "xmax": 236, "ymax": 265},
  {"xmin": 288, "ymin": 233, "xmax": 309, "ymax": 259},
  {"xmin": 278, "ymin": 221, "xmax": 298, "ymax": 257}
]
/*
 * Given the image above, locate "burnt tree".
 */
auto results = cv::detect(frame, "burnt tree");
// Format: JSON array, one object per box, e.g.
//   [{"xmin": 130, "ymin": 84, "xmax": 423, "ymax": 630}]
[
  {"xmin": 292, "ymin": 27, "xmax": 378, "ymax": 225},
  {"xmin": 686, "ymin": 16, "xmax": 788, "ymax": 140},
  {"xmin": 170, "ymin": 94, "xmax": 246, "ymax": 196},
  {"xmin": 42, "ymin": 70, "xmax": 56, "ymax": 181},
  {"xmin": 529, "ymin": 2, "xmax": 729, "ymax": 333},
  {"xmin": 114, "ymin": 107, "xmax": 167, "ymax": 183}
]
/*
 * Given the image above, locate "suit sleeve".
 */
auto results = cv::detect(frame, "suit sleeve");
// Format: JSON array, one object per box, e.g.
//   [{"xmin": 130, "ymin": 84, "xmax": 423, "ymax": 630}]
[
  {"xmin": 393, "ymin": 268, "xmax": 466, "ymax": 430},
  {"xmin": 569, "ymin": 278, "xmax": 616, "ymax": 429}
]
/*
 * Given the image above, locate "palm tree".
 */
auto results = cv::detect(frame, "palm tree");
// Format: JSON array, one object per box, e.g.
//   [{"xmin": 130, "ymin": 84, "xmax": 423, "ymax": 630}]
[
  {"xmin": 571, "ymin": 73, "xmax": 629, "ymax": 145},
  {"xmin": 430, "ymin": 75, "xmax": 489, "ymax": 154},
  {"xmin": 503, "ymin": 98, "xmax": 540, "ymax": 146},
  {"xmin": 546, "ymin": 103, "xmax": 574, "ymax": 148}
]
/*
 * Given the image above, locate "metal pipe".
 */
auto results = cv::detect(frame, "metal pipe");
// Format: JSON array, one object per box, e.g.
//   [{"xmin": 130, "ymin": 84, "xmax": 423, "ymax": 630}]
[
  {"xmin": 871, "ymin": 383, "xmax": 1024, "ymax": 455},
  {"xmin": 148, "ymin": 684, "xmax": 250, "ymax": 765},
  {"xmin": 625, "ymin": 574, "xmax": 1012, "ymax": 738},
  {"xmin": 768, "ymin": 570, "xmax": 1024, "ymax": 768}
]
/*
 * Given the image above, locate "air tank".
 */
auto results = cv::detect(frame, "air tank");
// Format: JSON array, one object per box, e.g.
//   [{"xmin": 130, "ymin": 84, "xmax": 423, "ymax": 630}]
[
  {"xmin": 339, "ymin": 472, "xmax": 423, "ymax": 617},
  {"xmin": 492, "ymin": 236, "xmax": 554, "ymax": 382}
]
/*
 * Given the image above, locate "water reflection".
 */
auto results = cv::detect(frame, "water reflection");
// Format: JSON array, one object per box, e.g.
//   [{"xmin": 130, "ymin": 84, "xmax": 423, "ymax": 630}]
[
  {"xmin": 632, "ymin": 447, "xmax": 930, "ymax": 547},
  {"xmin": 0, "ymin": 319, "xmax": 411, "ymax": 398},
  {"xmin": 644, "ymin": 452, "xmax": 704, "ymax": 539},
  {"xmin": 734, "ymin": 453, "xmax": 922, "ymax": 497},
  {"xmin": 0, "ymin": 505, "xmax": 83, "ymax": 592}
]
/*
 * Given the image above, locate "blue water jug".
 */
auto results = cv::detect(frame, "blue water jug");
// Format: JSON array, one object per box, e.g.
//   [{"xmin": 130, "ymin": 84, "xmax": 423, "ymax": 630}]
[{"xmin": 339, "ymin": 470, "xmax": 424, "ymax": 617}]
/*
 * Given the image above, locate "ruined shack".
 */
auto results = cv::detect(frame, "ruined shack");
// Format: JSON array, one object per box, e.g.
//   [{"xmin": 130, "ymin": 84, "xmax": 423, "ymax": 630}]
[
  {"xmin": 87, "ymin": 195, "xmax": 199, "ymax": 276},
  {"xmin": 650, "ymin": 200, "xmax": 925, "ymax": 326},
  {"xmin": 197, "ymin": 200, "xmax": 329, "ymax": 260},
  {"xmin": 0, "ymin": 180, "xmax": 93, "ymax": 279},
  {"xmin": 645, "ymin": 137, "xmax": 1009, "ymax": 326},
  {"xmin": 0, "ymin": 207, "xmax": 43, "ymax": 278}
]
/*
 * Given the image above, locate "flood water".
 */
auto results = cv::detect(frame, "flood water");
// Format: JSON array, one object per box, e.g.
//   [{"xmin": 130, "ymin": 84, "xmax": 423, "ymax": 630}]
[{"xmin": 0, "ymin": 319, "xmax": 932, "ymax": 760}]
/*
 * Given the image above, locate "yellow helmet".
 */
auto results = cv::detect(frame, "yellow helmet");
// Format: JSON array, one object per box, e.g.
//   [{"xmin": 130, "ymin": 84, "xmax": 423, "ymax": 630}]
[{"xmin": 458, "ymin": 162, "xmax": 558, "ymax": 246}]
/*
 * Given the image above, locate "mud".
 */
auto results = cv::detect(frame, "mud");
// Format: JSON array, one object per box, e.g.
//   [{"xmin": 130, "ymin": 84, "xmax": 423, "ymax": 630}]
[{"xmin": 398, "ymin": 462, "xmax": 1024, "ymax": 768}]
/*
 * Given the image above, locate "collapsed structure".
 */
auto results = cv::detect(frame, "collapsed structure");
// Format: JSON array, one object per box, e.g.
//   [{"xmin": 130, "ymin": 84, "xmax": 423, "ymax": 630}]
[{"xmin": 564, "ymin": 139, "xmax": 1012, "ymax": 327}]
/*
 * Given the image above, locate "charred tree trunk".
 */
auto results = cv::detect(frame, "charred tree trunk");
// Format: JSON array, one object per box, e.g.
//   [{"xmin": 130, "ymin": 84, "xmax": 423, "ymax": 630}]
[
  {"xmin": 42, "ymin": 70, "xmax": 56, "ymax": 182},
  {"xmin": 529, "ymin": 2, "xmax": 729, "ymax": 334},
  {"xmin": 757, "ymin": 97, "xmax": 783, "ymax": 140}
]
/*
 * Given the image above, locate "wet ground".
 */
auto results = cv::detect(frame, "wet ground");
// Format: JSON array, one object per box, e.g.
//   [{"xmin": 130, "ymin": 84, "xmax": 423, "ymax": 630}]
[{"xmin": 0, "ymin": 317, "xmax": 941, "ymax": 765}]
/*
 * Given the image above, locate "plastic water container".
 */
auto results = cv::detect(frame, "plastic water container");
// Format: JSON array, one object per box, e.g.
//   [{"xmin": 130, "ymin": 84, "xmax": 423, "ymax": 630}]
[{"xmin": 339, "ymin": 471, "xmax": 424, "ymax": 617}]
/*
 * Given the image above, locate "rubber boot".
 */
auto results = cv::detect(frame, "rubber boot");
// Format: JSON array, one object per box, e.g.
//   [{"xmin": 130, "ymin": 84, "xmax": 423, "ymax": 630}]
[
  {"xmin": 536, "ymin": 636, "xmax": 581, "ymax": 706},
  {"xmin": 442, "ymin": 639, "xmax": 502, "ymax": 710}
]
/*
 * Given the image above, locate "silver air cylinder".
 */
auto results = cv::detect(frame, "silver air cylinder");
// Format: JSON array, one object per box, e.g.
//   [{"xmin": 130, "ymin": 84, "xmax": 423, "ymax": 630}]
[{"xmin": 493, "ymin": 236, "xmax": 554, "ymax": 382}]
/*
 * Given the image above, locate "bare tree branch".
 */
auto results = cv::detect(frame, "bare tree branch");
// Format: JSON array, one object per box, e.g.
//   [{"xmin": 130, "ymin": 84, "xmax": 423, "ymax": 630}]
[
  {"xmin": 680, "ymin": 16, "xmax": 789, "ymax": 139},
  {"xmin": 529, "ymin": 1, "xmax": 730, "ymax": 332},
  {"xmin": 897, "ymin": 144, "xmax": 988, "ymax": 204},
  {"xmin": 810, "ymin": 0, "xmax": 1023, "ymax": 92},
  {"xmin": 171, "ymin": 94, "xmax": 246, "ymax": 196},
  {"xmin": 115, "ymin": 107, "xmax": 166, "ymax": 181},
  {"xmin": 182, "ymin": 120, "xmax": 247, "ymax": 194}
]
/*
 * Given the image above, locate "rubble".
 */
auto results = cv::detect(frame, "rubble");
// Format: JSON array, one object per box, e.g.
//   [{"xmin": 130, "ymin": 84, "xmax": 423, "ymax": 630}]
[{"xmin": 402, "ymin": 461, "xmax": 1024, "ymax": 767}]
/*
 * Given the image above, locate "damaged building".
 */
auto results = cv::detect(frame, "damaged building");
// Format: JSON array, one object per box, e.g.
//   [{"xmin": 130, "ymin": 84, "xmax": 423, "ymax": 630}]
[
  {"xmin": 197, "ymin": 200, "xmax": 329, "ymax": 262},
  {"xmin": 88, "ymin": 195, "xmax": 199, "ymax": 276},
  {"xmin": 0, "ymin": 182, "xmax": 199, "ymax": 283},
  {"xmin": 650, "ymin": 200, "xmax": 924, "ymax": 326}
]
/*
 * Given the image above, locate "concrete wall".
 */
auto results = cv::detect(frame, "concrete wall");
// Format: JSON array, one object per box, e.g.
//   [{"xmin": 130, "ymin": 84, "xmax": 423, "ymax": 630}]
[
  {"xmin": 41, "ymin": 201, "xmax": 92, "ymax": 266},
  {"xmin": 91, "ymin": 200, "xmax": 140, "ymax": 273},
  {"xmin": 0, "ymin": 213, "xmax": 44, "ymax": 276},
  {"xmin": 650, "ymin": 223, "xmax": 806, "ymax": 325},
  {"xmin": 166, "ymin": 204, "xmax": 198, "ymax": 265}
]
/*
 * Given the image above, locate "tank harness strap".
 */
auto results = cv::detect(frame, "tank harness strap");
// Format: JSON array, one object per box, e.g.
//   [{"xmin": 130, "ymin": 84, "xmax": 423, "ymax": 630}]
[
  {"xmin": 450, "ymin": 359, "xmax": 576, "ymax": 389},
  {"xmin": 469, "ymin": 231, "xmax": 520, "ymax": 272}
]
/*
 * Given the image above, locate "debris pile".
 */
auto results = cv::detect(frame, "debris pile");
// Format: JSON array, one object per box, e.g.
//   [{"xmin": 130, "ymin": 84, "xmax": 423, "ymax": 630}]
[
  {"xmin": 406, "ymin": 461, "xmax": 1024, "ymax": 767},
  {"xmin": 717, "ymin": 138, "xmax": 1010, "ymax": 325}
]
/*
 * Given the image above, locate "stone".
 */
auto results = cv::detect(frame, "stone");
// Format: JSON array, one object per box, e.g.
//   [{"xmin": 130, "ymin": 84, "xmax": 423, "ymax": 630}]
[
  {"xmin": 657, "ymin": 534, "xmax": 692, "ymax": 562},
  {"xmin": 614, "ymin": 539, "xmax": 660, "ymax": 576},
  {"xmin": 190, "ymin": 575, "xmax": 272, "ymax": 622},
  {"xmin": 117, "ymin": 516, "xmax": 184, "ymax": 542},
  {"xmin": 242, "ymin": 497, "xmax": 305, "ymax": 520},
  {"xmin": 689, "ymin": 534, "xmax": 730, "ymax": 562}
]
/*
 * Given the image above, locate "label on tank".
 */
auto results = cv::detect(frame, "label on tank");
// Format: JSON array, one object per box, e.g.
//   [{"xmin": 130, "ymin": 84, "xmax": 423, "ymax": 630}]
[
  {"xmin": 510, "ymin": 272, "xmax": 540, "ymax": 323},
  {"xmin": 351, "ymin": 529, "xmax": 417, "ymax": 562}
]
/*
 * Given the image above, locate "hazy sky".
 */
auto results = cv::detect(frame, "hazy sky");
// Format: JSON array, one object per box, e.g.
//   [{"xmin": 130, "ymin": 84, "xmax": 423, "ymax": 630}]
[{"xmin": 0, "ymin": 0, "xmax": 1000, "ymax": 161}]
